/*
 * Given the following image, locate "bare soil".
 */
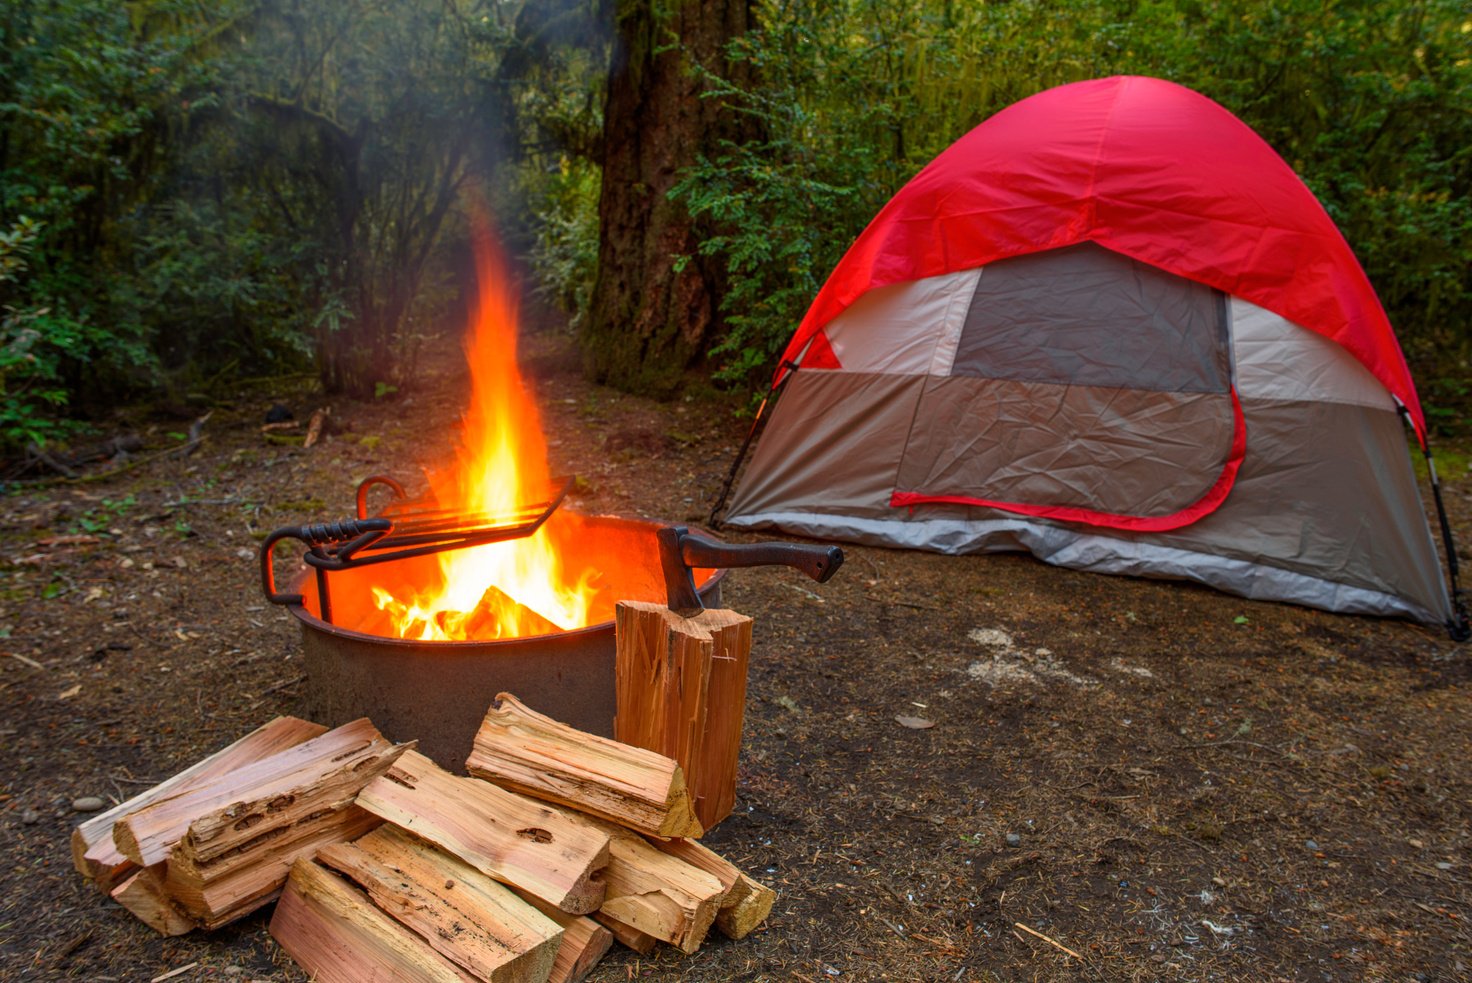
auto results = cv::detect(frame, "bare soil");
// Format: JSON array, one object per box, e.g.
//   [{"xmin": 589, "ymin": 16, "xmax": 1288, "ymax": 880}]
[{"xmin": 2, "ymin": 322, "xmax": 1468, "ymax": 982}]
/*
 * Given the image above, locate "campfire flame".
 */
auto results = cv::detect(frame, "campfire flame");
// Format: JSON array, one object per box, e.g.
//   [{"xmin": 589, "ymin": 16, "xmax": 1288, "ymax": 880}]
[{"xmin": 369, "ymin": 224, "xmax": 601, "ymax": 640}]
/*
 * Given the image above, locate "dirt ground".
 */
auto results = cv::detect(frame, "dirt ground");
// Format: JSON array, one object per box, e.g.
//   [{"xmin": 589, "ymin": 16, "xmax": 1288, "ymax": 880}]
[{"xmin": 1, "ymin": 321, "xmax": 1468, "ymax": 982}]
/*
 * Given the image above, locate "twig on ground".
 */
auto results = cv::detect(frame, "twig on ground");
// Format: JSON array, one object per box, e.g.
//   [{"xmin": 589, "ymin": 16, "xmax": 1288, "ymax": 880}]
[
  {"xmin": 5, "ymin": 652, "xmax": 46, "ymax": 670},
  {"xmin": 171, "ymin": 412, "xmax": 213, "ymax": 458},
  {"xmin": 1014, "ymin": 921, "xmax": 1082, "ymax": 960}
]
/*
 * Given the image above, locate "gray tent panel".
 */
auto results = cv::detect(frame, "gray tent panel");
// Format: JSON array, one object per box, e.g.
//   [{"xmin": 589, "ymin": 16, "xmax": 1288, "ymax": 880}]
[
  {"xmin": 894, "ymin": 377, "xmax": 1237, "ymax": 514},
  {"xmin": 953, "ymin": 244, "xmax": 1229, "ymax": 393}
]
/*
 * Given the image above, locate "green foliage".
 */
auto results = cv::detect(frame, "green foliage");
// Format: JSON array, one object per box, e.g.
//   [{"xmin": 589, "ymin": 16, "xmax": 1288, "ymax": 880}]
[
  {"xmin": 0, "ymin": 0, "xmax": 244, "ymax": 449},
  {"xmin": 525, "ymin": 156, "xmax": 603, "ymax": 330},
  {"xmin": 662, "ymin": 0, "xmax": 1472, "ymax": 398}
]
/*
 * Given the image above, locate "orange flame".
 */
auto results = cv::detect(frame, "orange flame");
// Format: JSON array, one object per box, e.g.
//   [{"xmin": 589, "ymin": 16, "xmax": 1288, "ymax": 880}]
[{"xmin": 369, "ymin": 223, "xmax": 600, "ymax": 640}]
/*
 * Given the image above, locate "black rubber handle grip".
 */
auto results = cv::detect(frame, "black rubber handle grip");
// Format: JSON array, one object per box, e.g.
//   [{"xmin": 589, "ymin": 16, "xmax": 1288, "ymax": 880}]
[{"xmin": 679, "ymin": 533, "xmax": 844, "ymax": 584}]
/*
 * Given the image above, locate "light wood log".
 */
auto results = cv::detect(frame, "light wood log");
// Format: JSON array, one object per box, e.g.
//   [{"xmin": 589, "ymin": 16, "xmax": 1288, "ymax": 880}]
[
  {"xmin": 715, "ymin": 871, "xmax": 777, "ymax": 940},
  {"xmin": 270, "ymin": 859, "xmax": 477, "ymax": 983},
  {"xmin": 467, "ymin": 692, "xmax": 701, "ymax": 839},
  {"xmin": 318, "ymin": 825, "xmax": 562, "ymax": 983},
  {"xmin": 164, "ymin": 805, "xmax": 381, "ymax": 929},
  {"xmin": 110, "ymin": 868, "xmax": 195, "ymax": 936},
  {"xmin": 693, "ymin": 609, "xmax": 754, "ymax": 827},
  {"xmin": 653, "ymin": 837, "xmax": 776, "ymax": 939},
  {"xmin": 592, "ymin": 911, "xmax": 657, "ymax": 955},
  {"xmin": 614, "ymin": 602, "xmax": 752, "ymax": 831},
  {"xmin": 513, "ymin": 889, "xmax": 614, "ymax": 983},
  {"xmin": 541, "ymin": 804, "xmax": 724, "ymax": 954},
  {"xmin": 356, "ymin": 749, "xmax": 610, "ymax": 914},
  {"xmin": 72, "ymin": 715, "xmax": 328, "ymax": 891},
  {"xmin": 112, "ymin": 717, "xmax": 403, "ymax": 867}
]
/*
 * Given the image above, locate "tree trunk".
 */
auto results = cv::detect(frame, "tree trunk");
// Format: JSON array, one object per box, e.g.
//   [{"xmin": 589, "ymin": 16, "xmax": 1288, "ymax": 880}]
[{"xmin": 582, "ymin": 0, "xmax": 756, "ymax": 396}]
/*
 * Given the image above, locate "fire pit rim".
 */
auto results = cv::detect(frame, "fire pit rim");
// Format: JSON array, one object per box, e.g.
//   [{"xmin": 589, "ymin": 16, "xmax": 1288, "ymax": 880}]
[{"xmin": 282, "ymin": 564, "xmax": 729, "ymax": 647}]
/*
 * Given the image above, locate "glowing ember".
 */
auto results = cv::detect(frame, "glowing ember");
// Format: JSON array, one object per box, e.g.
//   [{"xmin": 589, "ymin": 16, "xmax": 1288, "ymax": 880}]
[{"xmin": 370, "ymin": 223, "xmax": 602, "ymax": 640}]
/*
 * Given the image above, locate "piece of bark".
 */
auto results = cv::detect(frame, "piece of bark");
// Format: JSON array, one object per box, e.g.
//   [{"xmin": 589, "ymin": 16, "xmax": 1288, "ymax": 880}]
[
  {"xmin": 467, "ymin": 692, "xmax": 701, "ymax": 839},
  {"xmin": 110, "ymin": 869, "xmax": 195, "ymax": 937},
  {"xmin": 614, "ymin": 602, "xmax": 753, "ymax": 831},
  {"xmin": 72, "ymin": 715, "xmax": 328, "ymax": 891},
  {"xmin": 270, "ymin": 859, "xmax": 476, "ymax": 983},
  {"xmin": 513, "ymin": 889, "xmax": 615, "ymax": 983},
  {"xmin": 652, "ymin": 837, "xmax": 776, "ymax": 939},
  {"xmin": 356, "ymin": 749, "xmax": 610, "ymax": 914},
  {"xmin": 164, "ymin": 805, "xmax": 381, "ymax": 929},
  {"xmin": 112, "ymin": 717, "xmax": 404, "ymax": 868},
  {"xmin": 318, "ymin": 825, "xmax": 561, "ymax": 983},
  {"xmin": 541, "ymin": 805, "xmax": 723, "ymax": 954},
  {"xmin": 592, "ymin": 911, "xmax": 657, "ymax": 955}
]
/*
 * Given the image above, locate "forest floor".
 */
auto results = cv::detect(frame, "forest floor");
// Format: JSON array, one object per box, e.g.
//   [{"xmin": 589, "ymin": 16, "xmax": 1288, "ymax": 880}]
[{"xmin": 1, "ymin": 320, "xmax": 1469, "ymax": 983}]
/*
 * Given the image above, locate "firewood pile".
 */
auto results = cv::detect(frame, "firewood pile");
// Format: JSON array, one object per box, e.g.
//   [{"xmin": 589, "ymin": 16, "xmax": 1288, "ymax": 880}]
[{"xmin": 70, "ymin": 692, "xmax": 775, "ymax": 982}]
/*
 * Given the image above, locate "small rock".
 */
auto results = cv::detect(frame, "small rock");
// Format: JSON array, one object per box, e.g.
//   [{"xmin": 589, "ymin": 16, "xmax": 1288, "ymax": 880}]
[
  {"xmin": 1408, "ymin": 838, "xmax": 1424, "ymax": 849},
  {"xmin": 224, "ymin": 968, "xmax": 245, "ymax": 977},
  {"xmin": 1005, "ymin": 833, "xmax": 1022, "ymax": 847},
  {"xmin": 1436, "ymin": 862, "xmax": 1453, "ymax": 871},
  {"xmin": 20, "ymin": 809, "xmax": 40, "ymax": 825},
  {"xmin": 72, "ymin": 796, "xmax": 106, "ymax": 813},
  {"xmin": 1304, "ymin": 839, "xmax": 1319, "ymax": 852}
]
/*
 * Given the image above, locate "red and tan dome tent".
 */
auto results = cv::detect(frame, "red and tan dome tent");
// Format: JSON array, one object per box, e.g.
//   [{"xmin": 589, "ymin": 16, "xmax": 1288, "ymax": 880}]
[{"xmin": 720, "ymin": 75, "xmax": 1465, "ymax": 632}]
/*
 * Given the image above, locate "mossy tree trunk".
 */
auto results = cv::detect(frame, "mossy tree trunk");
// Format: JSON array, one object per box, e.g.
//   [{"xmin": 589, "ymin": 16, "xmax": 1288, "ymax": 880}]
[{"xmin": 581, "ymin": 0, "xmax": 756, "ymax": 396}]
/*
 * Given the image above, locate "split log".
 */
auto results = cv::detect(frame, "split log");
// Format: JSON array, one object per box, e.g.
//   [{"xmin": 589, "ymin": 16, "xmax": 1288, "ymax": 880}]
[
  {"xmin": 110, "ymin": 869, "xmax": 194, "ymax": 937},
  {"xmin": 318, "ymin": 825, "xmax": 562, "ymax": 983},
  {"xmin": 541, "ymin": 804, "xmax": 724, "ymax": 954},
  {"xmin": 592, "ymin": 911, "xmax": 657, "ymax": 955},
  {"xmin": 112, "ymin": 717, "xmax": 404, "ymax": 868},
  {"xmin": 716, "ymin": 871, "xmax": 776, "ymax": 940},
  {"xmin": 270, "ymin": 859, "xmax": 477, "ymax": 983},
  {"xmin": 467, "ymin": 692, "xmax": 701, "ymax": 839},
  {"xmin": 512, "ymin": 890, "xmax": 614, "ymax": 983},
  {"xmin": 614, "ymin": 602, "xmax": 753, "ymax": 831},
  {"xmin": 654, "ymin": 838, "xmax": 776, "ymax": 939},
  {"xmin": 356, "ymin": 749, "xmax": 610, "ymax": 914},
  {"xmin": 163, "ymin": 805, "xmax": 381, "ymax": 929},
  {"xmin": 71, "ymin": 715, "xmax": 328, "ymax": 891}
]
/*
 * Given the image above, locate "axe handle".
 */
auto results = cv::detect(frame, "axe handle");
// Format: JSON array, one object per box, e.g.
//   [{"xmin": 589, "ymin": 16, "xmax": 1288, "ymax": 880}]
[{"xmin": 679, "ymin": 534, "xmax": 844, "ymax": 584}]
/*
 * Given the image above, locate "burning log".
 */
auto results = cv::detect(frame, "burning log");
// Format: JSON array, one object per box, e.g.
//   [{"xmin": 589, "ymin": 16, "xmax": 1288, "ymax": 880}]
[
  {"xmin": 511, "ymin": 890, "xmax": 615, "ymax": 983},
  {"xmin": 111, "ymin": 718, "xmax": 405, "ymax": 868},
  {"xmin": 427, "ymin": 585, "xmax": 565, "ymax": 641},
  {"xmin": 271, "ymin": 858, "xmax": 478, "ymax": 983},
  {"xmin": 71, "ymin": 715, "xmax": 329, "ymax": 892},
  {"xmin": 653, "ymin": 837, "xmax": 777, "ymax": 940},
  {"xmin": 613, "ymin": 601, "xmax": 754, "ymax": 831},
  {"xmin": 466, "ymin": 692, "xmax": 702, "ymax": 839},
  {"xmin": 356, "ymin": 749, "xmax": 611, "ymax": 915},
  {"xmin": 470, "ymin": 585, "xmax": 564, "ymax": 638},
  {"xmin": 316, "ymin": 826, "xmax": 562, "ymax": 983}
]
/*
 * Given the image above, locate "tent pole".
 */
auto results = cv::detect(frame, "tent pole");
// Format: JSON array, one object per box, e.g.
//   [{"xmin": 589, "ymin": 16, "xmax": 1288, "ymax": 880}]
[
  {"xmin": 1403, "ymin": 406, "xmax": 1471, "ymax": 641},
  {"xmin": 707, "ymin": 361, "xmax": 798, "ymax": 528}
]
